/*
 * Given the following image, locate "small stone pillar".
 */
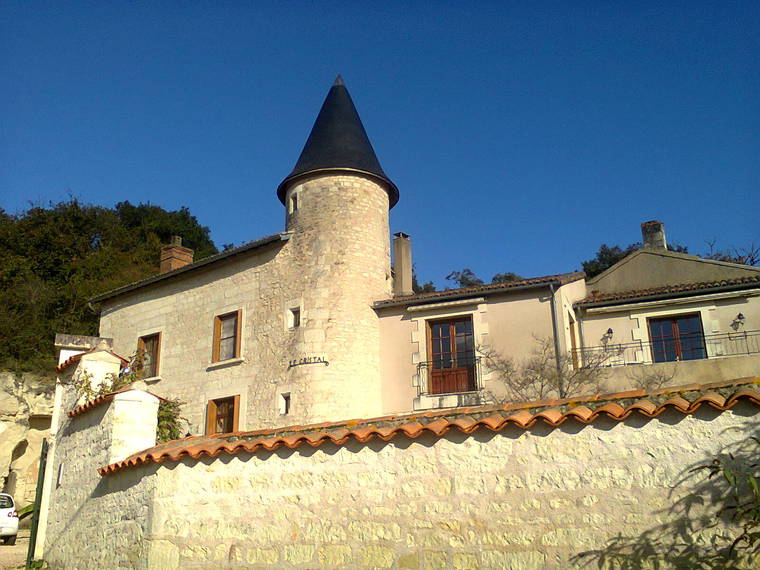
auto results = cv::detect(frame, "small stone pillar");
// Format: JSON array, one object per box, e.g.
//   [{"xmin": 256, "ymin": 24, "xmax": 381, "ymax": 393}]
[
  {"xmin": 393, "ymin": 232, "xmax": 414, "ymax": 297},
  {"xmin": 109, "ymin": 383, "xmax": 159, "ymax": 465},
  {"xmin": 641, "ymin": 220, "xmax": 667, "ymax": 250},
  {"xmin": 159, "ymin": 236, "xmax": 194, "ymax": 274}
]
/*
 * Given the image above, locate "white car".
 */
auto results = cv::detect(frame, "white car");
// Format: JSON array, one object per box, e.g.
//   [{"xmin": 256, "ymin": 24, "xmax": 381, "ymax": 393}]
[{"xmin": 0, "ymin": 493, "xmax": 18, "ymax": 545}]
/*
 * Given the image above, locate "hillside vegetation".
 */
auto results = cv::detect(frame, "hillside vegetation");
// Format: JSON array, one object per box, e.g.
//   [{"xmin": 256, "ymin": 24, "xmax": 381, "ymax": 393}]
[{"xmin": 0, "ymin": 200, "xmax": 217, "ymax": 372}]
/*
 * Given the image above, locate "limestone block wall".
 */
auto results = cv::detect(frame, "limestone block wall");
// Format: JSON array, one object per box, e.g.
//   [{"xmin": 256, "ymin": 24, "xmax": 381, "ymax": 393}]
[
  {"xmin": 98, "ymin": 244, "xmax": 295, "ymax": 434},
  {"xmin": 43, "ymin": 386, "xmax": 156, "ymax": 568},
  {"xmin": 283, "ymin": 174, "xmax": 391, "ymax": 422},
  {"xmin": 98, "ymin": 173, "xmax": 394, "ymax": 433},
  {"xmin": 42, "ymin": 401, "xmax": 755, "ymax": 569}
]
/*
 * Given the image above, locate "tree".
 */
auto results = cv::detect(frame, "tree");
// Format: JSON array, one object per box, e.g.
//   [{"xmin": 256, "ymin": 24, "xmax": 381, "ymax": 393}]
[
  {"xmin": 491, "ymin": 272, "xmax": 523, "ymax": 284},
  {"xmin": 0, "ymin": 199, "xmax": 217, "ymax": 372},
  {"xmin": 704, "ymin": 239, "xmax": 760, "ymax": 266},
  {"xmin": 581, "ymin": 242, "xmax": 689, "ymax": 278},
  {"xmin": 445, "ymin": 268, "xmax": 484, "ymax": 288},
  {"xmin": 480, "ymin": 337, "xmax": 611, "ymax": 402},
  {"xmin": 412, "ymin": 266, "xmax": 436, "ymax": 294}
]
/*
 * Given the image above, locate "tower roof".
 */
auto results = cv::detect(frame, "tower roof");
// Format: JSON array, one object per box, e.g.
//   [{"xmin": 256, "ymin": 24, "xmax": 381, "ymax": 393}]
[{"xmin": 277, "ymin": 76, "xmax": 399, "ymax": 208}]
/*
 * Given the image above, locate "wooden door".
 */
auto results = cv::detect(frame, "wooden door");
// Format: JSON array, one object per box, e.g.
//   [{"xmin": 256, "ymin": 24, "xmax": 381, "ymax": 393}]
[{"xmin": 428, "ymin": 318, "xmax": 475, "ymax": 394}]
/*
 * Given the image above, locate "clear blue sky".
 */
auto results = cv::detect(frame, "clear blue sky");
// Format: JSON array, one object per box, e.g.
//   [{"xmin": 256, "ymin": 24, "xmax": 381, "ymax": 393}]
[{"xmin": 2, "ymin": 2, "xmax": 758, "ymax": 289}]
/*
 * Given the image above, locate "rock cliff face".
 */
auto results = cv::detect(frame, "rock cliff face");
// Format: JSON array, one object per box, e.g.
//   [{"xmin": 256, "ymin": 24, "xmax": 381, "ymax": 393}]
[{"xmin": 0, "ymin": 371, "xmax": 55, "ymax": 508}]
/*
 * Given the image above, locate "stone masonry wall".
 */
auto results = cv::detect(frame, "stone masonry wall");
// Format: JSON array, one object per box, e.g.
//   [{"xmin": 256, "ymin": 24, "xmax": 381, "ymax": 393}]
[
  {"xmin": 43, "ymin": 402, "xmax": 755, "ymax": 569},
  {"xmin": 99, "ymin": 173, "xmax": 392, "ymax": 434},
  {"xmin": 43, "ymin": 386, "xmax": 156, "ymax": 568}
]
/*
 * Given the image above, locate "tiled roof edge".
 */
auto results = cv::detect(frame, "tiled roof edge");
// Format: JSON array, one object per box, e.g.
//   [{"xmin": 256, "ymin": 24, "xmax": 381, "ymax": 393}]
[
  {"xmin": 99, "ymin": 377, "xmax": 760, "ymax": 476},
  {"xmin": 90, "ymin": 233, "xmax": 291, "ymax": 303},
  {"xmin": 56, "ymin": 349, "xmax": 129, "ymax": 373},
  {"xmin": 68, "ymin": 386, "xmax": 168, "ymax": 418},
  {"xmin": 576, "ymin": 275, "xmax": 760, "ymax": 308},
  {"xmin": 374, "ymin": 271, "xmax": 585, "ymax": 309}
]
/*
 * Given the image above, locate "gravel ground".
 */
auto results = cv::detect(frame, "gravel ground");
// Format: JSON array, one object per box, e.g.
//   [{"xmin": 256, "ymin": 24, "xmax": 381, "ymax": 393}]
[{"xmin": 0, "ymin": 528, "xmax": 31, "ymax": 569}]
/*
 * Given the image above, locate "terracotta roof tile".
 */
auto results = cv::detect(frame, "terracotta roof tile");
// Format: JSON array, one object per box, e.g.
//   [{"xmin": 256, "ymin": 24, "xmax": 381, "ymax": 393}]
[
  {"xmin": 576, "ymin": 275, "xmax": 760, "ymax": 307},
  {"xmin": 374, "ymin": 272, "xmax": 585, "ymax": 308},
  {"xmin": 626, "ymin": 399, "xmax": 659, "ymax": 416},
  {"xmin": 68, "ymin": 386, "xmax": 167, "ymax": 418},
  {"xmin": 563, "ymin": 405, "xmax": 595, "ymax": 423},
  {"xmin": 57, "ymin": 349, "xmax": 129, "ymax": 373},
  {"xmin": 99, "ymin": 377, "xmax": 760, "ymax": 476},
  {"xmin": 692, "ymin": 391, "xmax": 726, "ymax": 409}
]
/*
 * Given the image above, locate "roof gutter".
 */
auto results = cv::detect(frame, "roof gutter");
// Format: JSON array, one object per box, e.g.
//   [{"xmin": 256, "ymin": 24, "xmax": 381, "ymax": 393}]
[
  {"xmin": 373, "ymin": 279, "xmax": 563, "ymax": 310},
  {"xmin": 90, "ymin": 233, "xmax": 292, "ymax": 304},
  {"xmin": 549, "ymin": 282, "xmax": 562, "ymax": 373}
]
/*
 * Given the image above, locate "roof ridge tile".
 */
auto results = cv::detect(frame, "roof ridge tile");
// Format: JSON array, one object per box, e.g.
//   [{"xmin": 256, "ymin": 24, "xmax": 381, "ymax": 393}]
[{"xmin": 98, "ymin": 377, "xmax": 760, "ymax": 476}]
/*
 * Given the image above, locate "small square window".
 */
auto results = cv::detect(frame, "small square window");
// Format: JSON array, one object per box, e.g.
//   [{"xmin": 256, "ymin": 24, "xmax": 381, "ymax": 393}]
[
  {"xmin": 280, "ymin": 393, "xmax": 291, "ymax": 415},
  {"xmin": 290, "ymin": 308, "xmax": 301, "ymax": 329}
]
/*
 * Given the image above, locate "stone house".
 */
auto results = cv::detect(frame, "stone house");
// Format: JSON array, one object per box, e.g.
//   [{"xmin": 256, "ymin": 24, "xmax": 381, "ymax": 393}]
[
  {"xmin": 78, "ymin": 77, "xmax": 760, "ymax": 434},
  {"xmin": 34, "ymin": 77, "xmax": 760, "ymax": 568}
]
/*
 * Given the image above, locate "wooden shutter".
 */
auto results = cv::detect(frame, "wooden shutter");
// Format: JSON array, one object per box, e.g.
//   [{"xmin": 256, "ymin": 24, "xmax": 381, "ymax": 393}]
[
  {"xmin": 205, "ymin": 399, "xmax": 217, "ymax": 435},
  {"xmin": 212, "ymin": 316, "xmax": 222, "ymax": 362},
  {"xmin": 153, "ymin": 333, "xmax": 161, "ymax": 377},
  {"xmin": 234, "ymin": 310, "xmax": 242, "ymax": 359},
  {"xmin": 232, "ymin": 394, "xmax": 241, "ymax": 432}
]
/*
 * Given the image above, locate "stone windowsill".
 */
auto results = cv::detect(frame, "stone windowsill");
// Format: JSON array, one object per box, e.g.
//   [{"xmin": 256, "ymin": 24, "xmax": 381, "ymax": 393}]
[
  {"xmin": 143, "ymin": 376, "xmax": 161, "ymax": 384},
  {"xmin": 206, "ymin": 357, "xmax": 245, "ymax": 371}
]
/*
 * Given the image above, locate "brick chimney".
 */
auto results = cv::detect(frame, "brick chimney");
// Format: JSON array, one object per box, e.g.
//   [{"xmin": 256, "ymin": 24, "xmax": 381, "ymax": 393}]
[
  {"xmin": 641, "ymin": 220, "xmax": 667, "ymax": 250},
  {"xmin": 159, "ymin": 236, "xmax": 194, "ymax": 273},
  {"xmin": 393, "ymin": 232, "xmax": 414, "ymax": 297}
]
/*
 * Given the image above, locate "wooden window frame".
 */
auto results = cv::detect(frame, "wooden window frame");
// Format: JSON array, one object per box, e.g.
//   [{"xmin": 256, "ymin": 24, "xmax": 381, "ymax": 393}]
[
  {"xmin": 205, "ymin": 395, "xmax": 240, "ymax": 435},
  {"xmin": 137, "ymin": 332, "xmax": 161, "ymax": 378},
  {"xmin": 212, "ymin": 310, "xmax": 242, "ymax": 363},
  {"xmin": 425, "ymin": 316, "xmax": 476, "ymax": 394},
  {"xmin": 647, "ymin": 312, "xmax": 706, "ymax": 363}
]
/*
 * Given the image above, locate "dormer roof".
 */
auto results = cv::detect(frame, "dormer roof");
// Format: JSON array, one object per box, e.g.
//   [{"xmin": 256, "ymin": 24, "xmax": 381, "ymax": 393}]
[{"xmin": 276, "ymin": 76, "xmax": 399, "ymax": 208}]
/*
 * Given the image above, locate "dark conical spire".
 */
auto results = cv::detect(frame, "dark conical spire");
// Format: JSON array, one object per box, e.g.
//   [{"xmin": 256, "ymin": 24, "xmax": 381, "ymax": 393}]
[{"xmin": 277, "ymin": 76, "xmax": 399, "ymax": 208}]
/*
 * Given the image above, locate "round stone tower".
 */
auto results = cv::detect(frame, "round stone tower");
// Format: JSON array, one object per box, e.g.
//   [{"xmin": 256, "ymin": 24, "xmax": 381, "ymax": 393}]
[{"xmin": 276, "ymin": 76, "xmax": 398, "ymax": 422}]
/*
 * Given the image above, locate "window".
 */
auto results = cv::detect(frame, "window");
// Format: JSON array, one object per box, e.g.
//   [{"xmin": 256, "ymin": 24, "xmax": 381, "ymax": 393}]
[
  {"xmin": 289, "ymin": 307, "xmax": 301, "ymax": 329},
  {"xmin": 427, "ymin": 317, "xmax": 476, "ymax": 394},
  {"xmin": 137, "ymin": 333, "xmax": 161, "ymax": 378},
  {"xmin": 213, "ymin": 310, "xmax": 241, "ymax": 362},
  {"xmin": 206, "ymin": 395, "xmax": 240, "ymax": 435},
  {"xmin": 289, "ymin": 194, "xmax": 298, "ymax": 213},
  {"xmin": 648, "ymin": 314, "xmax": 706, "ymax": 363},
  {"xmin": 280, "ymin": 393, "xmax": 291, "ymax": 415}
]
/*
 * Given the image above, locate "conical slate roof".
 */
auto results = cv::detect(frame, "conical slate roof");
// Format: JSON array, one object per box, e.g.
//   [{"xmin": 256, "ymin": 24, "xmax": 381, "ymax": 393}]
[{"xmin": 277, "ymin": 76, "xmax": 399, "ymax": 208}]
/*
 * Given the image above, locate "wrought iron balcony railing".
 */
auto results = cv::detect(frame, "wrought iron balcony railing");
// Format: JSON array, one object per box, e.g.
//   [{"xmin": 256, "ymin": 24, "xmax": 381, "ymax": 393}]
[
  {"xmin": 416, "ymin": 356, "xmax": 482, "ymax": 396},
  {"xmin": 571, "ymin": 329, "xmax": 760, "ymax": 368}
]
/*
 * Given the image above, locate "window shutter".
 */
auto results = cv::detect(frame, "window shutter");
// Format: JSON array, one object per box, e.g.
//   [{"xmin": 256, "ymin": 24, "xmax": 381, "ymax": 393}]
[
  {"xmin": 234, "ymin": 310, "xmax": 242, "ymax": 358},
  {"xmin": 206, "ymin": 399, "xmax": 217, "ymax": 435},
  {"xmin": 153, "ymin": 333, "xmax": 161, "ymax": 376},
  {"xmin": 232, "ymin": 394, "xmax": 241, "ymax": 432},
  {"xmin": 212, "ymin": 316, "xmax": 221, "ymax": 362}
]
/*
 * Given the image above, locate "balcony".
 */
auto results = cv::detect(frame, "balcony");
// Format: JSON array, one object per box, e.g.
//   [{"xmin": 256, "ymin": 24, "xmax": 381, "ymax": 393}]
[
  {"xmin": 572, "ymin": 330, "xmax": 760, "ymax": 368},
  {"xmin": 416, "ymin": 356, "xmax": 483, "ymax": 396}
]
